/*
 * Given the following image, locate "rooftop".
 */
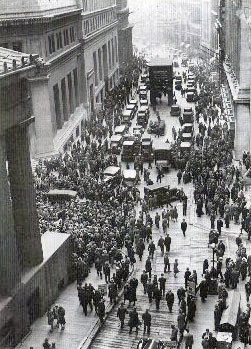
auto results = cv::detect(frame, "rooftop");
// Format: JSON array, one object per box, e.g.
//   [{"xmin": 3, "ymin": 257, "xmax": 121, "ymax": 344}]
[
  {"xmin": 0, "ymin": 0, "xmax": 79, "ymax": 20},
  {"xmin": 0, "ymin": 47, "xmax": 33, "ymax": 75}
]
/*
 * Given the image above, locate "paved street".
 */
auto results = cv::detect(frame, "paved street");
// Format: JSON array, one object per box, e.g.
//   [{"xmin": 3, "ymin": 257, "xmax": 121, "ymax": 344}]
[{"xmin": 18, "ymin": 66, "xmax": 249, "ymax": 349}]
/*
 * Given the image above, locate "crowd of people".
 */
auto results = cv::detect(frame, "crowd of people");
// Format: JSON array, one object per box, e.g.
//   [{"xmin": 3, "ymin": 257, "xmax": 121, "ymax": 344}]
[{"xmin": 35, "ymin": 52, "xmax": 251, "ymax": 348}]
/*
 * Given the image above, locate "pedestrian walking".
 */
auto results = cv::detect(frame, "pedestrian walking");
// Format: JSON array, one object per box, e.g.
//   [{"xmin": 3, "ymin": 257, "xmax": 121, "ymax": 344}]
[
  {"xmin": 158, "ymin": 274, "xmax": 167, "ymax": 296},
  {"xmin": 164, "ymin": 252, "xmax": 170, "ymax": 273},
  {"xmin": 142, "ymin": 309, "xmax": 151, "ymax": 334},
  {"xmin": 166, "ymin": 290, "xmax": 174, "ymax": 312},
  {"xmin": 174, "ymin": 259, "xmax": 180, "ymax": 277},
  {"xmin": 181, "ymin": 219, "xmax": 187, "ymax": 237},
  {"xmin": 117, "ymin": 303, "xmax": 127, "ymax": 329},
  {"xmin": 184, "ymin": 329, "xmax": 194, "ymax": 349}
]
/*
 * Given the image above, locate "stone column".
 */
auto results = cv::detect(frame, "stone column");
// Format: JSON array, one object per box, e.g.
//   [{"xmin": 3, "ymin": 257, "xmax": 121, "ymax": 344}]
[
  {"xmin": 6, "ymin": 125, "xmax": 43, "ymax": 268},
  {"xmin": 0, "ymin": 136, "xmax": 21, "ymax": 295},
  {"xmin": 235, "ymin": 103, "xmax": 251, "ymax": 160},
  {"xmin": 29, "ymin": 76, "xmax": 54, "ymax": 155}
]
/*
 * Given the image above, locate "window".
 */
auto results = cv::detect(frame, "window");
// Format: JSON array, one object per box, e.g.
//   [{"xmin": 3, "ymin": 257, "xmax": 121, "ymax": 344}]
[
  {"xmin": 76, "ymin": 126, "xmax": 80, "ymax": 137},
  {"xmin": 111, "ymin": 38, "xmax": 114, "ymax": 66},
  {"xmin": 61, "ymin": 78, "xmax": 69, "ymax": 121},
  {"xmin": 108, "ymin": 41, "xmax": 111, "ymax": 69},
  {"xmin": 98, "ymin": 48, "xmax": 102, "ymax": 81},
  {"xmin": 48, "ymin": 35, "xmax": 55, "ymax": 54},
  {"xmin": 93, "ymin": 52, "xmax": 98, "ymax": 86},
  {"xmin": 53, "ymin": 84, "xmax": 62, "ymax": 129},
  {"xmin": 56, "ymin": 32, "xmax": 63, "ymax": 50},
  {"xmin": 70, "ymin": 27, "xmax": 75, "ymax": 42},
  {"xmin": 73, "ymin": 68, "xmax": 79, "ymax": 107},
  {"xmin": 67, "ymin": 73, "xmax": 74, "ymax": 114},
  {"xmin": 12, "ymin": 41, "xmax": 22, "ymax": 52},
  {"xmin": 115, "ymin": 36, "xmax": 118, "ymax": 62},
  {"xmin": 63, "ymin": 29, "xmax": 69, "ymax": 46}
]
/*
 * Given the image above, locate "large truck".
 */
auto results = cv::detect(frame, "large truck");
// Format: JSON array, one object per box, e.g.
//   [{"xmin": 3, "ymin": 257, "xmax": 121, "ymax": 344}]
[{"xmin": 148, "ymin": 58, "xmax": 173, "ymax": 106}]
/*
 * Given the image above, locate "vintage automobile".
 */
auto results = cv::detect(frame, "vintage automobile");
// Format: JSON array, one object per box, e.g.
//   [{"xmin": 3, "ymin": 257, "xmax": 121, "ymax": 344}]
[
  {"xmin": 170, "ymin": 105, "xmax": 181, "ymax": 116},
  {"xmin": 144, "ymin": 184, "xmax": 183, "ymax": 208},
  {"xmin": 141, "ymin": 136, "xmax": 152, "ymax": 161},
  {"xmin": 46, "ymin": 189, "xmax": 77, "ymax": 202},
  {"xmin": 137, "ymin": 106, "xmax": 150, "ymax": 127},
  {"xmin": 103, "ymin": 166, "xmax": 121, "ymax": 185},
  {"xmin": 182, "ymin": 123, "xmax": 193, "ymax": 133},
  {"xmin": 139, "ymin": 90, "xmax": 148, "ymax": 100},
  {"xmin": 140, "ymin": 99, "xmax": 149, "ymax": 107},
  {"xmin": 182, "ymin": 133, "xmax": 192, "ymax": 142},
  {"xmin": 183, "ymin": 111, "xmax": 193, "ymax": 123},
  {"xmin": 110, "ymin": 135, "xmax": 123, "ymax": 154},
  {"xmin": 121, "ymin": 140, "xmax": 135, "ymax": 162},
  {"xmin": 186, "ymin": 92, "xmax": 195, "ymax": 103},
  {"xmin": 114, "ymin": 125, "xmax": 127, "ymax": 136},
  {"xmin": 180, "ymin": 141, "xmax": 191, "ymax": 152},
  {"xmin": 184, "ymin": 107, "xmax": 193, "ymax": 114},
  {"xmin": 123, "ymin": 169, "xmax": 138, "ymax": 186},
  {"xmin": 148, "ymin": 120, "xmax": 165, "ymax": 136},
  {"xmin": 175, "ymin": 80, "xmax": 182, "ymax": 90},
  {"xmin": 133, "ymin": 125, "xmax": 144, "ymax": 139},
  {"xmin": 129, "ymin": 99, "xmax": 138, "ymax": 111},
  {"xmin": 121, "ymin": 110, "xmax": 133, "ymax": 126},
  {"xmin": 154, "ymin": 141, "xmax": 172, "ymax": 162},
  {"xmin": 140, "ymin": 74, "xmax": 149, "ymax": 84},
  {"xmin": 126, "ymin": 103, "xmax": 137, "ymax": 118}
]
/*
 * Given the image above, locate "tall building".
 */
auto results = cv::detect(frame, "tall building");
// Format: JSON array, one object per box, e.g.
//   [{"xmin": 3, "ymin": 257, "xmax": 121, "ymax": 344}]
[
  {"xmin": 82, "ymin": 0, "xmax": 120, "ymax": 109},
  {"xmin": 219, "ymin": 0, "xmax": 251, "ymax": 159},
  {"xmin": 116, "ymin": 0, "xmax": 133, "ymax": 68},
  {"xmin": 0, "ymin": 48, "xmax": 72, "ymax": 347},
  {"xmin": 0, "ymin": 0, "xmax": 121, "ymax": 158},
  {"xmin": 0, "ymin": 0, "xmax": 86, "ymax": 157}
]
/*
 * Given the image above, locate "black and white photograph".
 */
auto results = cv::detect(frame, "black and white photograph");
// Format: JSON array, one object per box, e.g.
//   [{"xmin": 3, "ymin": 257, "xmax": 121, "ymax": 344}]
[{"xmin": 0, "ymin": 0, "xmax": 251, "ymax": 348}]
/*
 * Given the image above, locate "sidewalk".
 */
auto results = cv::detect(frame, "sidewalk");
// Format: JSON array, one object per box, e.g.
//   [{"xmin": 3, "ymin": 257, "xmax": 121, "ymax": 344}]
[{"xmin": 16, "ymin": 263, "xmax": 120, "ymax": 349}]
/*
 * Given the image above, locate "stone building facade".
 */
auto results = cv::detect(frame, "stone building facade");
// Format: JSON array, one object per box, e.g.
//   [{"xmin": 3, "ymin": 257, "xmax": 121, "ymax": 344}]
[
  {"xmin": 116, "ymin": 0, "xmax": 133, "ymax": 69},
  {"xmin": 220, "ymin": 0, "xmax": 251, "ymax": 159},
  {"xmin": 0, "ymin": 49, "xmax": 72, "ymax": 347},
  {"xmin": 0, "ymin": 0, "xmax": 121, "ymax": 157}
]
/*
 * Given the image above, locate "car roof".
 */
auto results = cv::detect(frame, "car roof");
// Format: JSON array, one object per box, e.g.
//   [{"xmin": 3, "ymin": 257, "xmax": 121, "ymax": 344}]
[{"xmin": 104, "ymin": 166, "xmax": 120, "ymax": 175}]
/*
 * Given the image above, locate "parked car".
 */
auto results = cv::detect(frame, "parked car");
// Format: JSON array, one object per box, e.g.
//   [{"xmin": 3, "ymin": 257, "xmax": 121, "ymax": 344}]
[
  {"xmin": 170, "ymin": 105, "xmax": 181, "ymax": 116},
  {"xmin": 114, "ymin": 125, "xmax": 127, "ymax": 136},
  {"xmin": 186, "ymin": 92, "xmax": 195, "ymax": 102},
  {"xmin": 103, "ymin": 166, "xmax": 121, "ymax": 185}
]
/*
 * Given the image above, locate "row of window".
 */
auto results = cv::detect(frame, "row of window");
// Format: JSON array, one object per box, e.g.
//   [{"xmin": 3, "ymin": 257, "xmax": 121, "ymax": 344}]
[
  {"xmin": 48, "ymin": 26, "xmax": 75, "ymax": 54},
  {"xmin": 83, "ymin": 10, "xmax": 116, "ymax": 36},
  {"xmin": 53, "ymin": 68, "xmax": 79, "ymax": 130},
  {"xmin": 82, "ymin": 0, "xmax": 115, "ymax": 13},
  {"xmin": 93, "ymin": 37, "xmax": 118, "ymax": 86}
]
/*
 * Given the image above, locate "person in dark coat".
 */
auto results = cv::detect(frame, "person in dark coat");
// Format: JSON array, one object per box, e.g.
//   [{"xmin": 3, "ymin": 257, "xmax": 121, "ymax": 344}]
[
  {"xmin": 214, "ymin": 304, "xmax": 221, "ymax": 331},
  {"xmin": 97, "ymin": 299, "xmax": 105, "ymax": 323},
  {"xmin": 184, "ymin": 329, "xmax": 194, "ymax": 349},
  {"xmin": 203, "ymin": 259, "xmax": 209, "ymax": 275},
  {"xmin": 153, "ymin": 287, "xmax": 162, "ymax": 310},
  {"xmin": 145, "ymin": 257, "xmax": 152, "ymax": 278},
  {"xmin": 142, "ymin": 309, "xmax": 151, "ymax": 334},
  {"xmin": 164, "ymin": 234, "xmax": 171, "ymax": 252},
  {"xmin": 166, "ymin": 290, "xmax": 174, "ymax": 312},
  {"xmin": 103, "ymin": 262, "xmax": 111, "ymax": 283},
  {"xmin": 159, "ymin": 274, "xmax": 167, "ymax": 296},
  {"xmin": 141, "ymin": 271, "xmax": 148, "ymax": 294},
  {"xmin": 164, "ymin": 252, "xmax": 170, "ymax": 273},
  {"xmin": 181, "ymin": 219, "xmax": 187, "ymax": 237},
  {"xmin": 170, "ymin": 324, "xmax": 178, "ymax": 342},
  {"xmin": 147, "ymin": 279, "xmax": 154, "ymax": 303},
  {"xmin": 128, "ymin": 307, "xmax": 140, "ymax": 334},
  {"xmin": 198, "ymin": 280, "xmax": 208, "ymax": 302},
  {"xmin": 217, "ymin": 218, "xmax": 223, "ymax": 236},
  {"xmin": 117, "ymin": 303, "xmax": 127, "ymax": 328},
  {"xmin": 184, "ymin": 268, "xmax": 191, "ymax": 289}
]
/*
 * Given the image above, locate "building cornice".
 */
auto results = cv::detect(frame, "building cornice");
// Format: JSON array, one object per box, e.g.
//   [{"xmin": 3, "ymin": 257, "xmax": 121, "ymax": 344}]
[
  {"xmin": 82, "ymin": 21, "xmax": 118, "ymax": 44},
  {"xmin": 81, "ymin": 5, "xmax": 117, "ymax": 19},
  {"xmin": 0, "ymin": 8, "xmax": 82, "ymax": 26},
  {"xmin": 224, "ymin": 62, "xmax": 250, "ymax": 104}
]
